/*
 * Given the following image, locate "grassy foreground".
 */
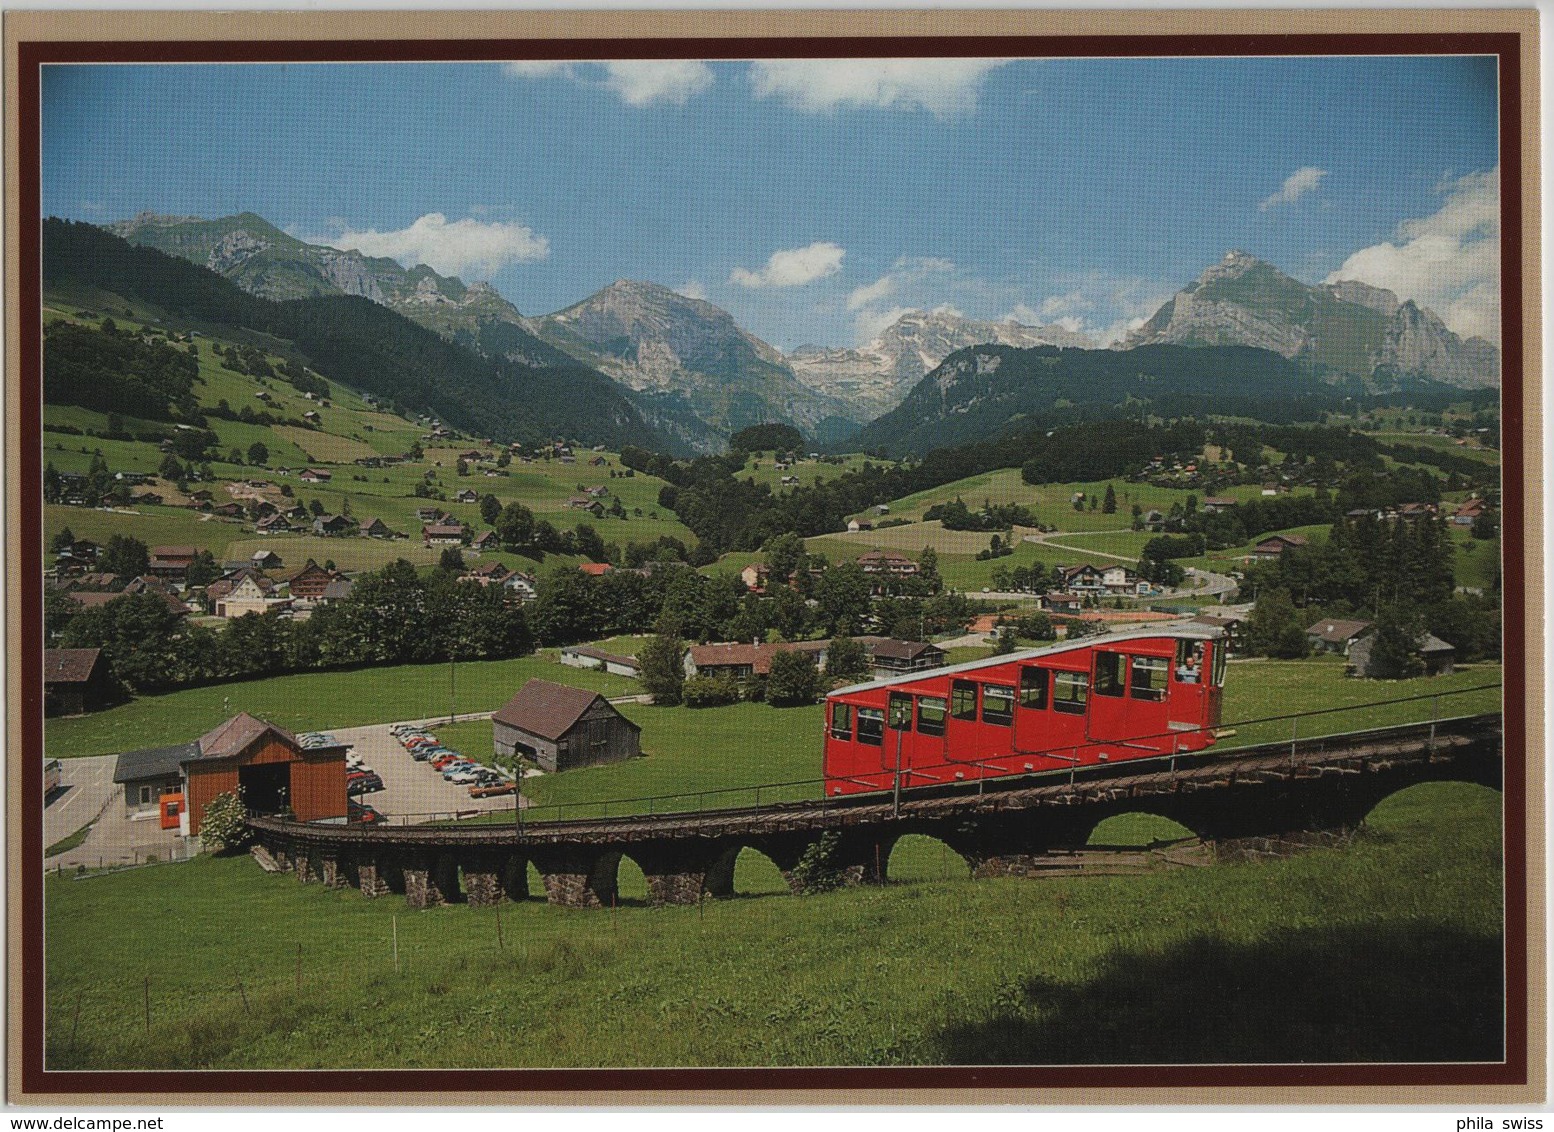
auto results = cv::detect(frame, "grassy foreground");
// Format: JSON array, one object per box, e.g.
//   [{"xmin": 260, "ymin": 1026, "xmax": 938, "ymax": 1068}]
[{"xmin": 44, "ymin": 780, "xmax": 1503, "ymax": 1069}]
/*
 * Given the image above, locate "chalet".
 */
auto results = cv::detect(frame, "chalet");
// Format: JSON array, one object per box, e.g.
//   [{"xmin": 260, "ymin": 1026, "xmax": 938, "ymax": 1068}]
[
  {"xmin": 559, "ymin": 454, "xmax": 576, "ymax": 465},
  {"xmin": 780, "ymin": 475, "xmax": 799, "ymax": 486},
  {"xmin": 1143, "ymin": 509, "xmax": 1166, "ymax": 531},
  {"xmin": 461, "ymin": 561, "xmax": 512, "ymax": 587},
  {"xmin": 44, "ymin": 647, "xmax": 114, "ymax": 716},
  {"xmin": 359, "ymin": 517, "xmax": 394, "ymax": 539},
  {"xmin": 319, "ymin": 577, "xmax": 354, "ymax": 604},
  {"xmin": 863, "ymin": 639, "xmax": 947, "ymax": 678},
  {"xmin": 503, "ymin": 571, "xmax": 538, "ymax": 603},
  {"xmin": 299, "ymin": 468, "xmax": 331, "ymax": 483},
  {"xmin": 856, "ymin": 551, "xmax": 918, "ymax": 577},
  {"xmin": 285, "ymin": 562, "xmax": 337, "ymax": 600},
  {"xmin": 1040, "ymin": 593, "xmax": 1085, "ymax": 615},
  {"xmin": 586, "ymin": 485, "xmax": 609, "ymax": 498},
  {"xmin": 578, "ymin": 562, "xmax": 613, "ymax": 577},
  {"xmin": 1099, "ymin": 564, "xmax": 1145, "ymax": 595},
  {"xmin": 256, "ymin": 513, "xmax": 293, "ymax": 536},
  {"xmin": 454, "ymin": 488, "xmax": 480, "ymax": 505},
  {"xmin": 207, "ymin": 569, "xmax": 287, "ymax": 619},
  {"xmin": 415, "ymin": 506, "xmax": 450, "ymax": 524},
  {"xmin": 566, "ymin": 497, "xmax": 606, "ymax": 516},
  {"xmin": 1261, "ymin": 483, "xmax": 1280, "ymax": 496},
  {"xmin": 740, "ymin": 564, "xmax": 770, "ymax": 593},
  {"xmin": 311, "ymin": 514, "xmax": 356, "ymax": 537},
  {"xmin": 1251, "ymin": 533, "xmax": 1309, "ymax": 561},
  {"xmin": 1188, "ymin": 613, "xmax": 1247, "ymax": 653},
  {"xmin": 683, "ymin": 640, "xmax": 829, "ymax": 681},
  {"xmin": 148, "ymin": 545, "xmax": 198, "ymax": 581},
  {"xmin": 130, "ymin": 490, "xmax": 164, "ymax": 506},
  {"xmin": 846, "ymin": 519, "xmax": 873, "ymax": 533},
  {"xmin": 589, "ymin": 456, "xmax": 608, "ymax": 467},
  {"xmin": 69, "ymin": 572, "xmax": 119, "ymax": 591},
  {"xmin": 1395, "ymin": 502, "xmax": 1438, "ymax": 522},
  {"xmin": 471, "ymin": 530, "xmax": 500, "ymax": 552},
  {"xmin": 1347, "ymin": 632, "xmax": 1456, "ymax": 679},
  {"xmin": 1058, "ymin": 564, "xmax": 1107, "ymax": 594},
  {"xmin": 423, "ymin": 523, "xmax": 467, "ymax": 547},
  {"xmin": 1451, "ymin": 498, "xmax": 1490, "ymax": 526},
  {"xmin": 1306, "ymin": 618, "xmax": 1373, "ymax": 656},
  {"xmin": 458, "ymin": 450, "xmax": 484, "ymax": 462},
  {"xmin": 1200, "ymin": 497, "xmax": 1238, "ymax": 513},
  {"xmin": 212, "ymin": 502, "xmax": 244, "ymax": 519},
  {"xmin": 250, "ymin": 550, "xmax": 285, "ymax": 571},
  {"xmin": 491, "ymin": 680, "xmax": 641, "ymax": 773},
  {"xmin": 559, "ymin": 644, "xmax": 641, "ymax": 679}
]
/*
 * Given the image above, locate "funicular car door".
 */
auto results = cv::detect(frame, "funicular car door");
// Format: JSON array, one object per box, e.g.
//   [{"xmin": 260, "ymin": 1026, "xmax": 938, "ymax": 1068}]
[
  {"xmin": 882, "ymin": 688, "xmax": 949, "ymax": 783},
  {"xmin": 1168, "ymin": 637, "xmax": 1211, "ymax": 732},
  {"xmin": 1085, "ymin": 648, "xmax": 1133, "ymax": 742}
]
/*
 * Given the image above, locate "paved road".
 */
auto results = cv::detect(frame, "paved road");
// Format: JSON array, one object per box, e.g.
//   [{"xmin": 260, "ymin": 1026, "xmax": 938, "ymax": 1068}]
[{"xmin": 42, "ymin": 754, "xmax": 119, "ymax": 849}]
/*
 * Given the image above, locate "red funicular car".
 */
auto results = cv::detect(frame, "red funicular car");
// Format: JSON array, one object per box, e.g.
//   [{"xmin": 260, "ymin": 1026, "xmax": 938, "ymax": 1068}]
[{"xmin": 823, "ymin": 625, "xmax": 1226, "ymax": 796}]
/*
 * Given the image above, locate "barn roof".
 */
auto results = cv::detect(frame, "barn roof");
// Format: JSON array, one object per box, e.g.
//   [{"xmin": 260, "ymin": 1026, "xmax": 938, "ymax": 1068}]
[
  {"xmin": 868, "ymin": 639, "xmax": 944, "ymax": 662},
  {"xmin": 1306, "ymin": 619, "xmax": 1372, "ymax": 644},
  {"xmin": 113, "ymin": 741, "xmax": 199, "ymax": 784},
  {"xmin": 43, "ymin": 647, "xmax": 102, "ymax": 684},
  {"xmin": 492, "ymin": 679, "xmax": 634, "ymax": 742},
  {"xmin": 194, "ymin": 712, "xmax": 298, "ymax": 762}
]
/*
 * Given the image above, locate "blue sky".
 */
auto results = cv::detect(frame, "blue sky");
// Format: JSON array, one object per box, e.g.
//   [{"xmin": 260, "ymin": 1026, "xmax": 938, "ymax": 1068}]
[{"xmin": 42, "ymin": 55, "xmax": 1501, "ymax": 349}]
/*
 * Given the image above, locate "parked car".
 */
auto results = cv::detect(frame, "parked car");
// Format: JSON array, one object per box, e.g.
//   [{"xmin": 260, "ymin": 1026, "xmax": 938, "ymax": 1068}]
[
  {"xmin": 469, "ymin": 781, "xmax": 516, "ymax": 798},
  {"xmin": 348, "ymin": 800, "xmax": 387, "ymax": 824}
]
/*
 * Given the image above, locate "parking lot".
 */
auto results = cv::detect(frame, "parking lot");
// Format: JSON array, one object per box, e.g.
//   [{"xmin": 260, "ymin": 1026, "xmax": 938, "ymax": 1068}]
[{"xmin": 329, "ymin": 722, "xmax": 524, "ymax": 824}]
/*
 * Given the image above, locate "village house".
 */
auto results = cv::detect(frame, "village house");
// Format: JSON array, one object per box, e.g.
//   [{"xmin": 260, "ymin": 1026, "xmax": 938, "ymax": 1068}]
[
  {"xmin": 44, "ymin": 647, "xmax": 115, "ymax": 716},
  {"xmin": 359, "ymin": 517, "xmax": 394, "ymax": 539},
  {"xmin": 1306, "ymin": 618, "xmax": 1374, "ymax": 656},
  {"xmin": 846, "ymin": 519, "xmax": 874, "ymax": 533},
  {"xmin": 256, "ymin": 513, "xmax": 293, "ymax": 536},
  {"xmin": 454, "ymin": 488, "xmax": 480, "ymax": 505},
  {"xmin": 1040, "ymin": 592, "xmax": 1085, "ymax": 615},
  {"xmin": 1451, "ymin": 498, "xmax": 1490, "ymax": 526},
  {"xmin": 1394, "ymin": 502, "xmax": 1438, "ymax": 522},
  {"xmin": 311, "ymin": 513, "xmax": 356, "ymax": 537},
  {"xmin": 491, "ymin": 680, "xmax": 641, "ymax": 773},
  {"xmin": 559, "ymin": 644, "xmax": 641, "ymax": 679},
  {"xmin": 285, "ymin": 561, "xmax": 338, "ymax": 601},
  {"xmin": 566, "ymin": 496, "xmax": 606, "ymax": 516},
  {"xmin": 1251, "ymin": 533, "xmax": 1310, "ymax": 561},
  {"xmin": 857, "ymin": 638, "xmax": 947, "ymax": 678},
  {"xmin": 1188, "ymin": 612, "xmax": 1247, "ymax": 653},
  {"xmin": 148, "ymin": 545, "xmax": 198, "ymax": 582},
  {"xmin": 1200, "ymin": 497, "xmax": 1239, "ymax": 514},
  {"xmin": 578, "ymin": 562, "xmax": 613, "ymax": 577},
  {"xmin": 1347, "ymin": 632, "xmax": 1456, "ymax": 679},
  {"xmin": 415, "ymin": 506, "xmax": 450, "ymax": 524},
  {"xmin": 422, "ymin": 523, "xmax": 467, "ymax": 547},
  {"xmin": 856, "ymin": 550, "xmax": 918, "ymax": 577},
  {"xmin": 206, "ymin": 568, "xmax": 290, "ymax": 619},
  {"xmin": 250, "ymin": 549, "xmax": 285, "ymax": 572},
  {"xmin": 1099, "ymin": 564, "xmax": 1147, "ymax": 595},
  {"xmin": 740, "ymin": 564, "xmax": 769, "ymax": 593},
  {"xmin": 299, "ymin": 467, "xmax": 331, "ymax": 483},
  {"xmin": 470, "ymin": 529, "xmax": 500, "ymax": 552},
  {"xmin": 1057, "ymin": 563, "xmax": 1107, "ymax": 594},
  {"xmin": 682, "ymin": 640, "xmax": 830, "ymax": 681}
]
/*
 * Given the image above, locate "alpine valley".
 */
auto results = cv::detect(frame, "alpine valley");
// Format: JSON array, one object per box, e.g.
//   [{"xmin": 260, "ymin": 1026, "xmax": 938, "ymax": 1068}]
[{"xmin": 105, "ymin": 214, "xmax": 1499, "ymax": 457}]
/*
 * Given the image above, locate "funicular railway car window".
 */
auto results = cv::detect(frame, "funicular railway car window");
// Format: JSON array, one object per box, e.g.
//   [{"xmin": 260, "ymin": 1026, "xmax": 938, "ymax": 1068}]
[
  {"xmin": 917, "ymin": 696, "xmax": 947, "ymax": 737},
  {"xmin": 982, "ymin": 684, "xmax": 1014, "ymax": 726},
  {"xmin": 951, "ymin": 679, "xmax": 978, "ymax": 721},
  {"xmin": 1175, "ymin": 639, "xmax": 1205, "ymax": 683},
  {"xmin": 856, "ymin": 707, "xmax": 885, "ymax": 745},
  {"xmin": 1212, "ymin": 640, "xmax": 1227, "ymax": 686},
  {"xmin": 888, "ymin": 692, "xmax": 913, "ymax": 731},
  {"xmin": 1019, "ymin": 666, "xmax": 1049, "ymax": 710},
  {"xmin": 1053, "ymin": 671, "xmax": 1089, "ymax": 714},
  {"xmin": 830, "ymin": 702, "xmax": 853, "ymax": 741},
  {"xmin": 1130, "ymin": 655, "xmax": 1168, "ymax": 701},
  {"xmin": 1095, "ymin": 651, "xmax": 1126, "ymax": 697}
]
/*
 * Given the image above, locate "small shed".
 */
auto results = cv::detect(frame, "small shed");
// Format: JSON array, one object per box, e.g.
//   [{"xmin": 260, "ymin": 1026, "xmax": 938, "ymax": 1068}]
[
  {"xmin": 179, "ymin": 713, "xmax": 349, "ymax": 834},
  {"xmin": 491, "ymin": 680, "xmax": 641, "ymax": 773},
  {"xmin": 1347, "ymin": 633, "xmax": 1457, "ymax": 679},
  {"xmin": 114, "ymin": 741, "xmax": 198, "ymax": 815}
]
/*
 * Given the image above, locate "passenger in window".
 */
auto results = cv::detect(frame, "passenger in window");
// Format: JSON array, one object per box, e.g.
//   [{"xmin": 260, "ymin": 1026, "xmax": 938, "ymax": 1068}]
[{"xmin": 1176, "ymin": 642, "xmax": 1204, "ymax": 683}]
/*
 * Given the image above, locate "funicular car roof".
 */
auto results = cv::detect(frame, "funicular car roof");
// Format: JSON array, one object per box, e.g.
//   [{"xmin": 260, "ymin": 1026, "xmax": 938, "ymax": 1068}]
[{"xmin": 829, "ymin": 623, "xmax": 1225, "ymax": 699}]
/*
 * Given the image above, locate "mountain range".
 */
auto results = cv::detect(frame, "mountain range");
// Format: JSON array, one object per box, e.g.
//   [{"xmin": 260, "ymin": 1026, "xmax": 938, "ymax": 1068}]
[{"xmin": 104, "ymin": 214, "xmax": 1500, "ymax": 452}]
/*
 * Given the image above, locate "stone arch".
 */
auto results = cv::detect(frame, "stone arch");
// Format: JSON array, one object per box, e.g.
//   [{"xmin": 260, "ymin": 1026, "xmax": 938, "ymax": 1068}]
[
  {"xmin": 1359, "ymin": 779, "xmax": 1503, "ymax": 832},
  {"xmin": 1086, "ymin": 810, "xmax": 1198, "ymax": 849},
  {"xmin": 703, "ymin": 844, "xmax": 789, "ymax": 899},
  {"xmin": 886, "ymin": 833, "xmax": 971, "ymax": 883}
]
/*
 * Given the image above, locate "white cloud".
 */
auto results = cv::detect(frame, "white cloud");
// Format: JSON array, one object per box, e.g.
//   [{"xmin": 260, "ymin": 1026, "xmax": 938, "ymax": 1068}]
[
  {"xmin": 676, "ymin": 280, "xmax": 708, "ymax": 301},
  {"xmin": 1259, "ymin": 166, "xmax": 1328, "ymax": 212},
  {"xmin": 1325, "ymin": 167, "xmax": 1499, "ymax": 343},
  {"xmin": 730, "ymin": 241, "xmax": 845, "ymax": 288},
  {"xmin": 603, "ymin": 61, "xmax": 713, "ymax": 107},
  {"xmin": 502, "ymin": 61, "xmax": 573, "ymax": 80},
  {"xmin": 502, "ymin": 59, "xmax": 713, "ymax": 107},
  {"xmin": 749, "ymin": 59, "xmax": 1007, "ymax": 117},
  {"xmin": 854, "ymin": 304, "xmax": 916, "ymax": 343},
  {"xmin": 846, "ymin": 275, "xmax": 896, "ymax": 311},
  {"xmin": 328, "ymin": 213, "xmax": 550, "ymax": 279}
]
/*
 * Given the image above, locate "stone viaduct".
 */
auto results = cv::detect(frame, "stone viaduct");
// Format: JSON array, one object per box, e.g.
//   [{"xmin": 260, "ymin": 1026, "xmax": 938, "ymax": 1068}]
[{"xmin": 246, "ymin": 713, "xmax": 1503, "ymax": 910}]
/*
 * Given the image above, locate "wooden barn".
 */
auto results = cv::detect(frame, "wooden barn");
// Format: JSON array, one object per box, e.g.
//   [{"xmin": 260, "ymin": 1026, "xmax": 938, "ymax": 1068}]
[
  {"xmin": 179, "ymin": 713, "xmax": 348, "ymax": 835},
  {"xmin": 491, "ymin": 679, "xmax": 641, "ymax": 773},
  {"xmin": 43, "ymin": 647, "xmax": 115, "ymax": 715}
]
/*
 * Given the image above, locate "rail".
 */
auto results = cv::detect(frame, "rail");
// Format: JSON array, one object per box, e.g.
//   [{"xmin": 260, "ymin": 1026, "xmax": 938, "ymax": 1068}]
[{"xmin": 432, "ymin": 681, "xmax": 1501, "ymax": 829}]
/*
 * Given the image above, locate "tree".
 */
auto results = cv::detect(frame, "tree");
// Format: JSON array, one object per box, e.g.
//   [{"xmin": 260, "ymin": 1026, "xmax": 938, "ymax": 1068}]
[
  {"xmin": 916, "ymin": 546, "xmax": 942, "ymax": 594},
  {"xmin": 767, "ymin": 649, "xmax": 820, "ymax": 706},
  {"xmin": 992, "ymin": 625, "xmax": 1017, "ymax": 654},
  {"xmin": 1103, "ymin": 484, "xmax": 1117, "ymax": 514},
  {"xmin": 1363, "ymin": 605, "xmax": 1427, "ymax": 679},
  {"xmin": 496, "ymin": 501, "xmax": 536, "ymax": 550},
  {"xmin": 1470, "ymin": 508, "xmax": 1499, "ymax": 540},
  {"xmin": 50, "ymin": 526, "xmax": 75, "ymax": 553},
  {"xmin": 825, "ymin": 636, "xmax": 869, "ymax": 680},
  {"xmin": 637, "ymin": 632, "xmax": 686, "ymax": 705},
  {"xmin": 682, "ymin": 673, "xmax": 740, "ymax": 708},
  {"xmin": 247, "ymin": 440, "xmax": 269, "ymax": 466},
  {"xmin": 98, "ymin": 534, "xmax": 149, "ymax": 578},
  {"xmin": 438, "ymin": 547, "xmax": 465, "ymax": 573},
  {"xmin": 816, "ymin": 562, "xmax": 871, "ymax": 637},
  {"xmin": 479, "ymin": 493, "xmax": 501, "ymax": 525},
  {"xmin": 1245, "ymin": 588, "xmax": 1307, "ymax": 659},
  {"xmin": 200, "ymin": 790, "xmax": 251, "ymax": 853}
]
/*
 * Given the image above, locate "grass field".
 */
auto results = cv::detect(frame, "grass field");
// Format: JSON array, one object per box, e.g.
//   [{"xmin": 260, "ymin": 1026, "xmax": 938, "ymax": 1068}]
[
  {"xmin": 43, "ymin": 655, "xmax": 639, "ymax": 760},
  {"xmin": 1374, "ymin": 431, "xmax": 1501, "ymax": 465},
  {"xmin": 737, "ymin": 451, "xmax": 885, "ymax": 493},
  {"xmin": 43, "ymin": 776, "xmax": 1504, "ymax": 1069}
]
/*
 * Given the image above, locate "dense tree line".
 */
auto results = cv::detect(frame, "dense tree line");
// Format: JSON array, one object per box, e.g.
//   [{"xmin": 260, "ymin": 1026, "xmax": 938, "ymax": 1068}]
[{"xmin": 43, "ymin": 319, "xmax": 200, "ymax": 422}]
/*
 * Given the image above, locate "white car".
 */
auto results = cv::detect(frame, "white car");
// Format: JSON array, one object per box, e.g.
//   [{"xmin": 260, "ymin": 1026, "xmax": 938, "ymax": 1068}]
[{"xmin": 445, "ymin": 769, "xmax": 482, "ymax": 785}]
